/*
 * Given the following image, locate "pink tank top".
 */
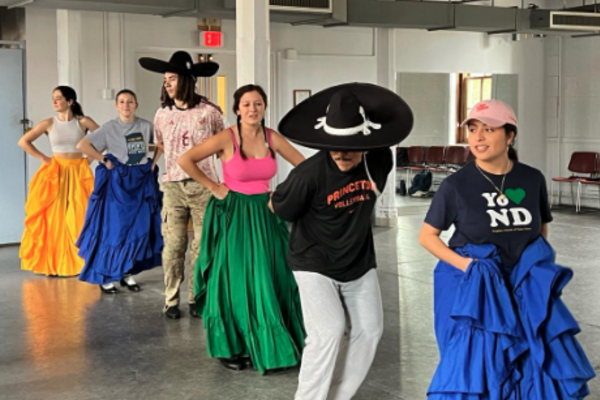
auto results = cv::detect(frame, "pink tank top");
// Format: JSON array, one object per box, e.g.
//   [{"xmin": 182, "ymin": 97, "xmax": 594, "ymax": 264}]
[{"xmin": 221, "ymin": 127, "xmax": 277, "ymax": 195}]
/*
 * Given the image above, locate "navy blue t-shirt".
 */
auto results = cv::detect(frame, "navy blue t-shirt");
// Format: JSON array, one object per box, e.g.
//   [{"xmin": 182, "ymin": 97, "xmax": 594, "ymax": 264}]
[{"xmin": 425, "ymin": 161, "xmax": 553, "ymax": 270}]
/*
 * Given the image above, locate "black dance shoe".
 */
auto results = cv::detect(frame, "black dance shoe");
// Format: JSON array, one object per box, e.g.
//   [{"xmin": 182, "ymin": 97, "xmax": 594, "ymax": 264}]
[
  {"xmin": 100, "ymin": 284, "xmax": 119, "ymax": 294},
  {"xmin": 188, "ymin": 304, "xmax": 201, "ymax": 318},
  {"xmin": 219, "ymin": 357, "xmax": 247, "ymax": 371},
  {"xmin": 119, "ymin": 278, "xmax": 141, "ymax": 292},
  {"xmin": 165, "ymin": 305, "xmax": 181, "ymax": 320},
  {"xmin": 240, "ymin": 356, "xmax": 253, "ymax": 370}
]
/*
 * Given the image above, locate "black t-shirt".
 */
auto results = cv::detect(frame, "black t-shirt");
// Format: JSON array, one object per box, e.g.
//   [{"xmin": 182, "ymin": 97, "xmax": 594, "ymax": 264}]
[
  {"xmin": 425, "ymin": 161, "xmax": 553, "ymax": 270},
  {"xmin": 272, "ymin": 149, "xmax": 393, "ymax": 282}
]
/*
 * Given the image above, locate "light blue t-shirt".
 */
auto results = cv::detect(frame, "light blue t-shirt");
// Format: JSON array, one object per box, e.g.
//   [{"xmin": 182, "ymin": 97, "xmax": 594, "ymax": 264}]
[{"xmin": 88, "ymin": 117, "xmax": 153, "ymax": 165}]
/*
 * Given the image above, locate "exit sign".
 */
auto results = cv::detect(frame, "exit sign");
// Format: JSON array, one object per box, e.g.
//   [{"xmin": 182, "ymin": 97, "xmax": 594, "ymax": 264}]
[{"xmin": 201, "ymin": 31, "xmax": 223, "ymax": 48}]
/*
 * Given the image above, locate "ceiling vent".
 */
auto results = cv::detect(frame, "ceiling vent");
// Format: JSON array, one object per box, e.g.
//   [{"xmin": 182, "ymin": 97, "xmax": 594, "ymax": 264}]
[
  {"xmin": 270, "ymin": 0, "xmax": 332, "ymax": 14},
  {"xmin": 530, "ymin": 11, "xmax": 600, "ymax": 31}
]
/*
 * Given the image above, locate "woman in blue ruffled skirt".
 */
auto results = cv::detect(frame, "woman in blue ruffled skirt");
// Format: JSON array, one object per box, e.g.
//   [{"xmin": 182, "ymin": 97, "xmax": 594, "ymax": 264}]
[
  {"xmin": 419, "ymin": 99, "xmax": 595, "ymax": 399},
  {"xmin": 76, "ymin": 89, "xmax": 163, "ymax": 294}
]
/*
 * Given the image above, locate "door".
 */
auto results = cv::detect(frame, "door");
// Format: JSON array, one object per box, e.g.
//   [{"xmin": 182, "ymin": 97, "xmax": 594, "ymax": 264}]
[{"xmin": 0, "ymin": 46, "xmax": 26, "ymax": 244}]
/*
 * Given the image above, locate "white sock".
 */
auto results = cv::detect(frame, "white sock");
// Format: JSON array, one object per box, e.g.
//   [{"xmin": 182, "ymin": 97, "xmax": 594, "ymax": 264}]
[
  {"xmin": 101, "ymin": 283, "xmax": 115, "ymax": 290},
  {"xmin": 123, "ymin": 275, "xmax": 136, "ymax": 285}
]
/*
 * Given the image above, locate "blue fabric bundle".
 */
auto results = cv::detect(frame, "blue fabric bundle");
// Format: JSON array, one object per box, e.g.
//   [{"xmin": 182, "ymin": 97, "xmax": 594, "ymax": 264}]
[
  {"xmin": 77, "ymin": 154, "xmax": 162, "ymax": 284},
  {"xmin": 429, "ymin": 237, "xmax": 595, "ymax": 399}
]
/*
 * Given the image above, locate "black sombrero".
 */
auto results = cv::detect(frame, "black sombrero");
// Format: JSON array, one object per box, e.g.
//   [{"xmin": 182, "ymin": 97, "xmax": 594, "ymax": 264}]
[
  {"xmin": 278, "ymin": 83, "xmax": 413, "ymax": 151},
  {"xmin": 138, "ymin": 51, "xmax": 219, "ymax": 78}
]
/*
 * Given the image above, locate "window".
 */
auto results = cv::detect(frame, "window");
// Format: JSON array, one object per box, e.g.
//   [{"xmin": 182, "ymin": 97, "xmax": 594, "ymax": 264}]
[{"xmin": 456, "ymin": 73, "xmax": 492, "ymax": 143}]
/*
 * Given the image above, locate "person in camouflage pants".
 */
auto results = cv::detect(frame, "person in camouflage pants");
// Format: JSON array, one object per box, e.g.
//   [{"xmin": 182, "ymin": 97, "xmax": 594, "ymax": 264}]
[
  {"xmin": 160, "ymin": 181, "xmax": 212, "ymax": 311},
  {"xmin": 140, "ymin": 51, "xmax": 224, "ymax": 319}
]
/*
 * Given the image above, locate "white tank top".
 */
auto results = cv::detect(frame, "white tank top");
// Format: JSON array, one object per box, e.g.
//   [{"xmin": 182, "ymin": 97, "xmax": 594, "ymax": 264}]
[{"xmin": 48, "ymin": 117, "xmax": 85, "ymax": 153}]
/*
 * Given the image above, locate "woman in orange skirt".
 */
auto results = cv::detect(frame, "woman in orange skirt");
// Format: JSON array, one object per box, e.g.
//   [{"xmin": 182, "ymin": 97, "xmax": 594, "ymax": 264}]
[{"xmin": 18, "ymin": 86, "xmax": 98, "ymax": 276}]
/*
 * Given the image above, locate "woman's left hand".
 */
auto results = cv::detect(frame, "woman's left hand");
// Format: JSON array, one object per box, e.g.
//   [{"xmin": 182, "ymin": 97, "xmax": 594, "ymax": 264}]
[
  {"xmin": 211, "ymin": 183, "xmax": 230, "ymax": 200},
  {"xmin": 458, "ymin": 257, "xmax": 473, "ymax": 272}
]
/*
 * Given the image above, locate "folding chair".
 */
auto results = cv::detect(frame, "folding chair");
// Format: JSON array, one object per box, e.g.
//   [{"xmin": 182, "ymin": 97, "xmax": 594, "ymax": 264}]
[
  {"xmin": 551, "ymin": 152, "xmax": 598, "ymax": 212},
  {"xmin": 445, "ymin": 146, "xmax": 469, "ymax": 175}
]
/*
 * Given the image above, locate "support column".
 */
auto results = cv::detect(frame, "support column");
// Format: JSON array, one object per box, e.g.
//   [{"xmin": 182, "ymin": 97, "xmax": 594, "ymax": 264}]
[
  {"xmin": 374, "ymin": 28, "xmax": 399, "ymax": 227},
  {"xmin": 56, "ymin": 10, "xmax": 82, "ymax": 93},
  {"xmin": 236, "ymin": 0, "xmax": 270, "ymax": 95}
]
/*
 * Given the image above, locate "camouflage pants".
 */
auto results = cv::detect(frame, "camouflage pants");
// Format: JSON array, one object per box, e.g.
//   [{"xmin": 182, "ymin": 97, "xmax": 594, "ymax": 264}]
[{"xmin": 160, "ymin": 180, "xmax": 211, "ymax": 309}]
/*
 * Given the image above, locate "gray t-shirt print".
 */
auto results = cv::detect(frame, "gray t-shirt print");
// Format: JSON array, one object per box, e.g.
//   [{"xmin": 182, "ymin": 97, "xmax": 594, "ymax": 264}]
[{"xmin": 88, "ymin": 117, "xmax": 153, "ymax": 165}]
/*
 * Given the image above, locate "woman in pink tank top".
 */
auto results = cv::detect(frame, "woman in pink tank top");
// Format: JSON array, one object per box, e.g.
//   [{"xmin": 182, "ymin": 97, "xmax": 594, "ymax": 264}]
[{"xmin": 178, "ymin": 84, "xmax": 305, "ymax": 373}]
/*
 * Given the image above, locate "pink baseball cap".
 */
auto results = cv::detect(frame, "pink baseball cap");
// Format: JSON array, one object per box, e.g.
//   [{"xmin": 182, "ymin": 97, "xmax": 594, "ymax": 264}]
[{"xmin": 460, "ymin": 99, "xmax": 518, "ymax": 129}]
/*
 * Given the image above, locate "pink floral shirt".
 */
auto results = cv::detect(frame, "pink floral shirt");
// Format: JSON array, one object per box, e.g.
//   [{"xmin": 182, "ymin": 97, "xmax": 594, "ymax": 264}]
[{"xmin": 154, "ymin": 99, "xmax": 224, "ymax": 183}]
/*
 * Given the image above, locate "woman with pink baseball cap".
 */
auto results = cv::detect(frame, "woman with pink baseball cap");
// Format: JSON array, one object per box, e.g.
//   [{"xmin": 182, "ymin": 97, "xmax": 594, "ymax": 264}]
[{"xmin": 419, "ymin": 99, "xmax": 595, "ymax": 399}]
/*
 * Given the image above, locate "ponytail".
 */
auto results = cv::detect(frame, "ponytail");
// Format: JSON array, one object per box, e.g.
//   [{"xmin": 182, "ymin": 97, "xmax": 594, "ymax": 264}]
[
  {"xmin": 261, "ymin": 118, "xmax": 275, "ymax": 159},
  {"xmin": 53, "ymin": 85, "xmax": 84, "ymax": 118},
  {"xmin": 70, "ymin": 100, "xmax": 84, "ymax": 118},
  {"xmin": 237, "ymin": 115, "xmax": 247, "ymax": 160}
]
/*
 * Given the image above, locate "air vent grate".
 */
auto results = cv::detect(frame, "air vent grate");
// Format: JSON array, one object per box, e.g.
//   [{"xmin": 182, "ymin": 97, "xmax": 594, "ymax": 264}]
[
  {"xmin": 270, "ymin": 0, "xmax": 332, "ymax": 13},
  {"xmin": 550, "ymin": 11, "xmax": 600, "ymax": 31},
  {"xmin": 270, "ymin": 0, "xmax": 329, "ymax": 8}
]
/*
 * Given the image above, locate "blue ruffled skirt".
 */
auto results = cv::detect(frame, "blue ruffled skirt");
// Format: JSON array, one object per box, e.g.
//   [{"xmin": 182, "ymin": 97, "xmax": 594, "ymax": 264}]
[
  {"xmin": 77, "ymin": 155, "xmax": 162, "ymax": 284},
  {"xmin": 429, "ymin": 237, "xmax": 595, "ymax": 399}
]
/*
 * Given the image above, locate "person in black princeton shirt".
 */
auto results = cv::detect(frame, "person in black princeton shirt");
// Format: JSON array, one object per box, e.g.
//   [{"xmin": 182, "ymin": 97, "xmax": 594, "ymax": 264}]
[{"xmin": 270, "ymin": 83, "xmax": 413, "ymax": 400}]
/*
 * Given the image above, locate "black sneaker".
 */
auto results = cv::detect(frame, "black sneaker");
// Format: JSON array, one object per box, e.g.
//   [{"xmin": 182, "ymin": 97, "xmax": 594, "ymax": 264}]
[
  {"xmin": 240, "ymin": 356, "xmax": 253, "ymax": 370},
  {"xmin": 218, "ymin": 357, "xmax": 246, "ymax": 371},
  {"xmin": 189, "ymin": 304, "xmax": 201, "ymax": 318},
  {"xmin": 165, "ymin": 305, "xmax": 181, "ymax": 320}
]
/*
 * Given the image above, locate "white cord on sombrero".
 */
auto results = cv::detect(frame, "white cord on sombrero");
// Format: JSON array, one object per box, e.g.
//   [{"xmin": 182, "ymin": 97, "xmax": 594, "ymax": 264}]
[
  {"xmin": 185, "ymin": 61, "xmax": 198, "ymax": 82},
  {"xmin": 315, "ymin": 106, "xmax": 382, "ymax": 137}
]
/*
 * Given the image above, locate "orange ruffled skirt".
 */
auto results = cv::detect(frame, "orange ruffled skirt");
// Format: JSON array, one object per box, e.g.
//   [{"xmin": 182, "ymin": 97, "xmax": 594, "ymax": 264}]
[{"xmin": 20, "ymin": 157, "xmax": 94, "ymax": 276}]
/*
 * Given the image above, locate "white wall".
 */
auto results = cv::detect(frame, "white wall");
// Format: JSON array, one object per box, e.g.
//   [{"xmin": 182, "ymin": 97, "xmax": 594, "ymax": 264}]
[
  {"xmin": 271, "ymin": 24, "xmax": 377, "ymax": 183},
  {"xmin": 545, "ymin": 36, "xmax": 600, "ymax": 208},
  {"xmin": 24, "ymin": 8, "xmax": 58, "ymax": 177},
  {"xmin": 397, "ymin": 72, "xmax": 450, "ymax": 147},
  {"xmin": 393, "ymin": 29, "xmax": 546, "ymax": 172}
]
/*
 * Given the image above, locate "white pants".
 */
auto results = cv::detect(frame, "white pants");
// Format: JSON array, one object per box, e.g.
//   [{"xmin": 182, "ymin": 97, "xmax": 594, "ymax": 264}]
[{"xmin": 294, "ymin": 268, "xmax": 384, "ymax": 400}]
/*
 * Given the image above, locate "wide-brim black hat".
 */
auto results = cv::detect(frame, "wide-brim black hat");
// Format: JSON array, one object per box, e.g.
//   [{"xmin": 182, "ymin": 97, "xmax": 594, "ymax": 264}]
[
  {"xmin": 278, "ymin": 83, "xmax": 413, "ymax": 151},
  {"xmin": 138, "ymin": 51, "xmax": 219, "ymax": 77}
]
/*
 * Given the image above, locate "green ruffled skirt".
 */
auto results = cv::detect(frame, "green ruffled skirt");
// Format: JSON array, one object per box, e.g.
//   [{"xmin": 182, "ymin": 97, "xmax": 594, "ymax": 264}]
[{"xmin": 194, "ymin": 191, "xmax": 305, "ymax": 373}]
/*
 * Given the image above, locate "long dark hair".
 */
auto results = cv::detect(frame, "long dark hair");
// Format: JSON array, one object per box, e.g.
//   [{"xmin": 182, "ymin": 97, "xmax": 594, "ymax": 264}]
[
  {"xmin": 232, "ymin": 84, "xmax": 274, "ymax": 160},
  {"xmin": 504, "ymin": 123, "xmax": 518, "ymax": 161},
  {"xmin": 54, "ymin": 86, "xmax": 84, "ymax": 118},
  {"xmin": 160, "ymin": 74, "xmax": 203, "ymax": 109}
]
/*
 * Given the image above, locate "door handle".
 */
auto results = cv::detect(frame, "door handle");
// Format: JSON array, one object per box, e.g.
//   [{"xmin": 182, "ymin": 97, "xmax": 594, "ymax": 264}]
[{"xmin": 20, "ymin": 118, "xmax": 32, "ymax": 133}]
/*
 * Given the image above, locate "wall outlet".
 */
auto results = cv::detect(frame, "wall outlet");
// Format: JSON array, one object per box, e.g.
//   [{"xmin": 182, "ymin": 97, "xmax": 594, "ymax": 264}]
[{"xmin": 102, "ymin": 88, "xmax": 114, "ymax": 100}]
